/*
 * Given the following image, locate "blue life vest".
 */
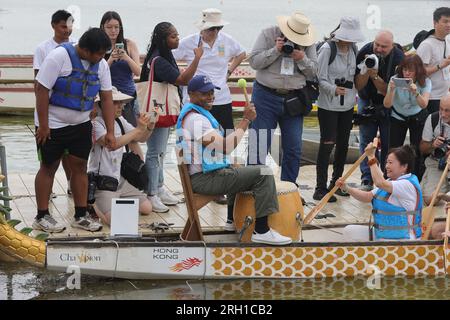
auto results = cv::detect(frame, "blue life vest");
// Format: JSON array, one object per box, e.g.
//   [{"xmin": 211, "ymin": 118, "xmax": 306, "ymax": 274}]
[
  {"xmin": 176, "ymin": 102, "xmax": 230, "ymax": 173},
  {"xmin": 49, "ymin": 43, "xmax": 101, "ymax": 111},
  {"xmin": 371, "ymin": 174, "xmax": 422, "ymax": 239}
]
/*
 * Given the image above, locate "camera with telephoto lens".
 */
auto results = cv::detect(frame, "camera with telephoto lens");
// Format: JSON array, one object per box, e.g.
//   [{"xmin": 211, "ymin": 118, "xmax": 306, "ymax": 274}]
[
  {"xmin": 282, "ymin": 38, "xmax": 297, "ymax": 54},
  {"xmin": 364, "ymin": 54, "xmax": 379, "ymax": 68}
]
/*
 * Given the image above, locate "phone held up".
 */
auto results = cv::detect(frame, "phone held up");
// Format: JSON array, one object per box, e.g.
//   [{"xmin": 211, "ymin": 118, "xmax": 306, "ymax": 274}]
[{"xmin": 392, "ymin": 77, "xmax": 412, "ymax": 89}]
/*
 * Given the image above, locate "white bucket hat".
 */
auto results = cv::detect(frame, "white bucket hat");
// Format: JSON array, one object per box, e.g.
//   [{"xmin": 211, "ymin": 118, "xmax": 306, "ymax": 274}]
[
  {"xmin": 276, "ymin": 11, "xmax": 316, "ymax": 46},
  {"xmin": 95, "ymin": 86, "xmax": 133, "ymax": 103},
  {"xmin": 333, "ymin": 17, "xmax": 365, "ymax": 43},
  {"xmin": 195, "ymin": 8, "xmax": 229, "ymax": 31}
]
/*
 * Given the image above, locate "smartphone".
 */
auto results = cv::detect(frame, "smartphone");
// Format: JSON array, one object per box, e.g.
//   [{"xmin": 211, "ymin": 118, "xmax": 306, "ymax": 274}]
[
  {"xmin": 115, "ymin": 43, "xmax": 124, "ymax": 50},
  {"xmin": 393, "ymin": 77, "xmax": 412, "ymax": 88}
]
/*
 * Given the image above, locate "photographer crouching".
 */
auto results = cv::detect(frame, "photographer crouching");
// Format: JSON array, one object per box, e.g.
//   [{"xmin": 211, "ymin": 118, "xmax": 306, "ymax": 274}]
[
  {"xmin": 354, "ymin": 30, "xmax": 404, "ymax": 191},
  {"xmin": 313, "ymin": 17, "xmax": 365, "ymax": 202},
  {"xmin": 420, "ymin": 96, "xmax": 450, "ymax": 208},
  {"xmin": 87, "ymin": 87, "xmax": 156, "ymax": 226}
]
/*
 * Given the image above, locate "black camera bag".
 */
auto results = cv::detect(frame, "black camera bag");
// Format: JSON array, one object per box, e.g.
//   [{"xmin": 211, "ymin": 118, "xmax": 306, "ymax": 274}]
[
  {"xmin": 284, "ymin": 89, "xmax": 312, "ymax": 117},
  {"xmin": 116, "ymin": 118, "xmax": 149, "ymax": 191}
]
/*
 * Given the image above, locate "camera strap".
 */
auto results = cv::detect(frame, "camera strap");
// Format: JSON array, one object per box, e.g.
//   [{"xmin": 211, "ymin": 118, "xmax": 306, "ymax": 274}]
[{"xmin": 115, "ymin": 118, "xmax": 130, "ymax": 153}]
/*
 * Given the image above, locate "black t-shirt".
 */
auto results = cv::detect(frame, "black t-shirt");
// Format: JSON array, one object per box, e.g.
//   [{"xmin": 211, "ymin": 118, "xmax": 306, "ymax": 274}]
[
  {"xmin": 356, "ymin": 42, "xmax": 404, "ymax": 105},
  {"xmin": 140, "ymin": 50, "xmax": 180, "ymax": 84}
]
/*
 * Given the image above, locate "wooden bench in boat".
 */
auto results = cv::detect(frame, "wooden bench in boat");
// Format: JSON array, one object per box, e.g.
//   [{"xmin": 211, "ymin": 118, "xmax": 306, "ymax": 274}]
[{"xmin": 177, "ymin": 149, "xmax": 217, "ymax": 241}]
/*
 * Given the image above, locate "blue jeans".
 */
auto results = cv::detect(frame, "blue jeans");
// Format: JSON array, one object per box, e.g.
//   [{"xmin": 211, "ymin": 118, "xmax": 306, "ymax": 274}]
[
  {"xmin": 248, "ymin": 81, "xmax": 303, "ymax": 183},
  {"xmin": 145, "ymin": 127, "xmax": 170, "ymax": 195},
  {"xmin": 358, "ymin": 99, "xmax": 390, "ymax": 183}
]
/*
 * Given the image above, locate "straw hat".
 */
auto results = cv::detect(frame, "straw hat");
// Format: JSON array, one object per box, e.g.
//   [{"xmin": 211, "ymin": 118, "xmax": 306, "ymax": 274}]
[
  {"xmin": 333, "ymin": 17, "xmax": 365, "ymax": 43},
  {"xmin": 276, "ymin": 11, "xmax": 316, "ymax": 46},
  {"xmin": 95, "ymin": 86, "xmax": 133, "ymax": 103},
  {"xmin": 195, "ymin": 8, "xmax": 229, "ymax": 31}
]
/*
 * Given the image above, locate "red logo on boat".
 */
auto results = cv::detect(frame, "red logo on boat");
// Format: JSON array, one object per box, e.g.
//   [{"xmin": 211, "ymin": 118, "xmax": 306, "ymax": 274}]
[{"xmin": 170, "ymin": 257, "xmax": 203, "ymax": 272}]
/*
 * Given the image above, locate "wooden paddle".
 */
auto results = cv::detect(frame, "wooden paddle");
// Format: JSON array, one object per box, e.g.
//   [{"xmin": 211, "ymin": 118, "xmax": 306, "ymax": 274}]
[
  {"xmin": 303, "ymin": 137, "xmax": 378, "ymax": 225},
  {"xmin": 443, "ymin": 203, "xmax": 450, "ymax": 272},
  {"xmin": 421, "ymin": 156, "xmax": 450, "ymax": 240}
]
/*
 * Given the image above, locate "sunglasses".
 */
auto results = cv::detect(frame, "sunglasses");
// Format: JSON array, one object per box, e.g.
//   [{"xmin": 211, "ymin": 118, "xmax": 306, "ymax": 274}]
[{"xmin": 207, "ymin": 26, "xmax": 223, "ymax": 31}]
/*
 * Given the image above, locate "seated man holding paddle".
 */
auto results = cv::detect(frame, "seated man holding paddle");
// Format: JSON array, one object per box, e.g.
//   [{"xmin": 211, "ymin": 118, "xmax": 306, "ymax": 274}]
[
  {"xmin": 175, "ymin": 75, "xmax": 292, "ymax": 246},
  {"xmin": 336, "ymin": 143, "xmax": 423, "ymax": 241}
]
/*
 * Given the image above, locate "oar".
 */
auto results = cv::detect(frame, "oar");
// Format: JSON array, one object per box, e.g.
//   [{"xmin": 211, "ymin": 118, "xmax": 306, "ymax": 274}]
[
  {"xmin": 421, "ymin": 157, "xmax": 450, "ymax": 240},
  {"xmin": 443, "ymin": 203, "xmax": 450, "ymax": 272},
  {"xmin": 303, "ymin": 138, "xmax": 378, "ymax": 225}
]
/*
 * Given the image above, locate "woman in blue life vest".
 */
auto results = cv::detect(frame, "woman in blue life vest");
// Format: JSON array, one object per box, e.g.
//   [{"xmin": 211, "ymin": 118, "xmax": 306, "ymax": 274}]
[
  {"xmin": 336, "ymin": 143, "xmax": 423, "ymax": 241},
  {"xmin": 100, "ymin": 11, "xmax": 141, "ymax": 127}
]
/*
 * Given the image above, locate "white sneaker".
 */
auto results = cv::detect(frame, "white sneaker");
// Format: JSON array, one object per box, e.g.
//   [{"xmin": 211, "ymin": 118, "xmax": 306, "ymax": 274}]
[
  {"xmin": 32, "ymin": 214, "xmax": 66, "ymax": 233},
  {"xmin": 251, "ymin": 229, "xmax": 292, "ymax": 246},
  {"xmin": 224, "ymin": 220, "xmax": 236, "ymax": 232},
  {"xmin": 158, "ymin": 187, "xmax": 179, "ymax": 205},
  {"xmin": 71, "ymin": 214, "xmax": 103, "ymax": 232},
  {"xmin": 149, "ymin": 195, "xmax": 170, "ymax": 213}
]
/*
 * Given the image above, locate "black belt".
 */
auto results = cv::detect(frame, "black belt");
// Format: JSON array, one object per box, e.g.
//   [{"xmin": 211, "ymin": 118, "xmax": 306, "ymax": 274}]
[{"xmin": 256, "ymin": 81, "xmax": 300, "ymax": 97}]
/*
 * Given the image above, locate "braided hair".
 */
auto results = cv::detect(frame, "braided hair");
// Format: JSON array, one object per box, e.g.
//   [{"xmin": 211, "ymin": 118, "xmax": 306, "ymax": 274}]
[{"xmin": 140, "ymin": 22, "xmax": 174, "ymax": 82}]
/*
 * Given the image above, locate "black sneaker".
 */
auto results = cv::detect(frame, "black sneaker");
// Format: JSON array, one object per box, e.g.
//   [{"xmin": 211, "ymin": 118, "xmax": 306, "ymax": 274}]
[
  {"xmin": 313, "ymin": 189, "xmax": 337, "ymax": 202},
  {"xmin": 360, "ymin": 180, "xmax": 373, "ymax": 191}
]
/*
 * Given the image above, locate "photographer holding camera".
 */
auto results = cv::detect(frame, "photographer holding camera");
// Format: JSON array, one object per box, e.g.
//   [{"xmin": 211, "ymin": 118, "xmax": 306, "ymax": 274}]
[
  {"xmin": 248, "ymin": 11, "xmax": 317, "ymax": 184},
  {"xmin": 420, "ymin": 96, "xmax": 450, "ymax": 206},
  {"xmin": 313, "ymin": 17, "xmax": 364, "ymax": 202},
  {"xmin": 354, "ymin": 30, "xmax": 404, "ymax": 191},
  {"xmin": 87, "ymin": 87, "xmax": 157, "ymax": 226},
  {"xmin": 383, "ymin": 55, "xmax": 431, "ymax": 180}
]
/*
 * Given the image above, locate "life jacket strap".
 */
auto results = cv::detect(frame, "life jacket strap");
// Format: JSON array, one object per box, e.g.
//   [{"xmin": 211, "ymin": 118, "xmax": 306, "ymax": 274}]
[
  {"xmin": 373, "ymin": 223, "xmax": 420, "ymax": 231},
  {"xmin": 372, "ymin": 209, "xmax": 420, "ymax": 216}
]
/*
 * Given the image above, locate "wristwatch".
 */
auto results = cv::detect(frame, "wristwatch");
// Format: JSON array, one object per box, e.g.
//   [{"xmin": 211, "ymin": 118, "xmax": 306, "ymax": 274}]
[{"xmin": 373, "ymin": 75, "xmax": 379, "ymax": 81}]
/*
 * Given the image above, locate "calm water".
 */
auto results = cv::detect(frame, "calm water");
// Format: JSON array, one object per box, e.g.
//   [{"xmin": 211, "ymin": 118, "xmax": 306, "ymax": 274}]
[
  {"xmin": 1, "ymin": 0, "xmax": 450, "ymax": 300},
  {"xmin": 2, "ymin": 262, "xmax": 450, "ymax": 300},
  {"xmin": 0, "ymin": 0, "xmax": 444, "ymax": 55}
]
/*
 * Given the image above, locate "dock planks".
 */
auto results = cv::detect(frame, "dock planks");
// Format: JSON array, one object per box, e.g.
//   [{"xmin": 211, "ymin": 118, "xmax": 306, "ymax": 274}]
[{"xmin": 3, "ymin": 165, "xmax": 445, "ymax": 240}]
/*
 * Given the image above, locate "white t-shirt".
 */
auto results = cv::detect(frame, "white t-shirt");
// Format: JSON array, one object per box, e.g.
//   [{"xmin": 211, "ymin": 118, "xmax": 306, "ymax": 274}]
[
  {"xmin": 88, "ymin": 116, "xmax": 134, "ymax": 181},
  {"xmin": 35, "ymin": 46, "xmax": 112, "ymax": 129},
  {"xmin": 172, "ymin": 32, "xmax": 245, "ymax": 105},
  {"xmin": 371, "ymin": 173, "xmax": 419, "ymax": 239},
  {"xmin": 33, "ymin": 37, "xmax": 77, "ymax": 70},
  {"xmin": 416, "ymin": 35, "xmax": 450, "ymax": 100},
  {"xmin": 182, "ymin": 112, "xmax": 216, "ymax": 175},
  {"xmin": 422, "ymin": 113, "xmax": 450, "ymax": 143}
]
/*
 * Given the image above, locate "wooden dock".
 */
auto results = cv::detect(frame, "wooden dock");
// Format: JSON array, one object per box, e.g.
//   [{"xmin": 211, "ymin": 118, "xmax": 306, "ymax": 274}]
[{"xmin": 4, "ymin": 164, "xmax": 446, "ymax": 240}]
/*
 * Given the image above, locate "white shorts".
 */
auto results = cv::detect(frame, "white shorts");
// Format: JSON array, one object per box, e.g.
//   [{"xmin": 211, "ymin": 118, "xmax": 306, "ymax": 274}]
[{"xmin": 94, "ymin": 177, "xmax": 148, "ymax": 213}]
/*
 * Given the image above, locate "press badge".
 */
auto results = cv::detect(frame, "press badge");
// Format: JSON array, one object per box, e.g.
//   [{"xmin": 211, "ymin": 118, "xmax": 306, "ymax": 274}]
[{"xmin": 281, "ymin": 57, "xmax": 294, "ymax": 75}]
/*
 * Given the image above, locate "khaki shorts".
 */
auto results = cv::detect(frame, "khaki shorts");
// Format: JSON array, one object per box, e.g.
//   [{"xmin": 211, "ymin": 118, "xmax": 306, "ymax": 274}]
[
  {"xmin": 421, "ymin": 157, "xmax": 450, "ymax": 198},
  {"xmin": 94, "ymin": 177, "xmax": 148, "ymax": 213}
]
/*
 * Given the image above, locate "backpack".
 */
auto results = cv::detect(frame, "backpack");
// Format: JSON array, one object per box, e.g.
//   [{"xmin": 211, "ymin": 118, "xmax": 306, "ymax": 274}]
[
  {"xmin": 431, "ymin": 111, "xmax": 440, "ymax": 133},
  {"xmin": 316, "ymin": 40, "xmax": 358, "ymax": 65},
  {"xmin": 413, "ymin": 29, "xmax": 435, "ymax": 49}
]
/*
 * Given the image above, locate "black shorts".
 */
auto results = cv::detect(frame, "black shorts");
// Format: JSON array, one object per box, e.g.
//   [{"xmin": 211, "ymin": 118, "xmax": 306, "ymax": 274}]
[{"xmin": 36, "ymin": 121, "xmax": 92, "ymax": 165}]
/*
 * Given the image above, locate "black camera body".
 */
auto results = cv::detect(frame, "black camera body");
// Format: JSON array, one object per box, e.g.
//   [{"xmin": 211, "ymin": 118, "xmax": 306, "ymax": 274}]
[
  {"xmin": 433, "ymin": 139, "xmax": 450, "ymax": 159},
  {"xmin": 282, "ymin": 38, "xmax": 298, "ymax": 54},
  {"xmin": 87, "ymin": 172, "xmax": 119, "ymax": 204},
  {"xmin": 334, "ymin": 78, "xmax": 354, "ymax": 106}
]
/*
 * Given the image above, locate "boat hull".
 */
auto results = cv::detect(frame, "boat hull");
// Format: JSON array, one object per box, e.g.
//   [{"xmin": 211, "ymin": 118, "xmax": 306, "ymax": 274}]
[{"xmin": 46, "ymin": 238, "xmax": 450, "ymax": 280}]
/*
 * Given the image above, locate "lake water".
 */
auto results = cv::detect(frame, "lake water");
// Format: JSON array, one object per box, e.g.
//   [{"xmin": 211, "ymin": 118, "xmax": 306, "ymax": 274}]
[
  {"xmin": 0, "ymin": 0, "xmax": 444, "ymax": 55},
  {"xmin": 1, "ymin": 0, "xmax": 450, "ymax": 301}
]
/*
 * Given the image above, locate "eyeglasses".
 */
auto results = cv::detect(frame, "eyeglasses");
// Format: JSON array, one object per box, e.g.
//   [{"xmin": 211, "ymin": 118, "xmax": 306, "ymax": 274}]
[{"xmin": 207, "ymin": 26, "xmax": 223, "ymax": 32}]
